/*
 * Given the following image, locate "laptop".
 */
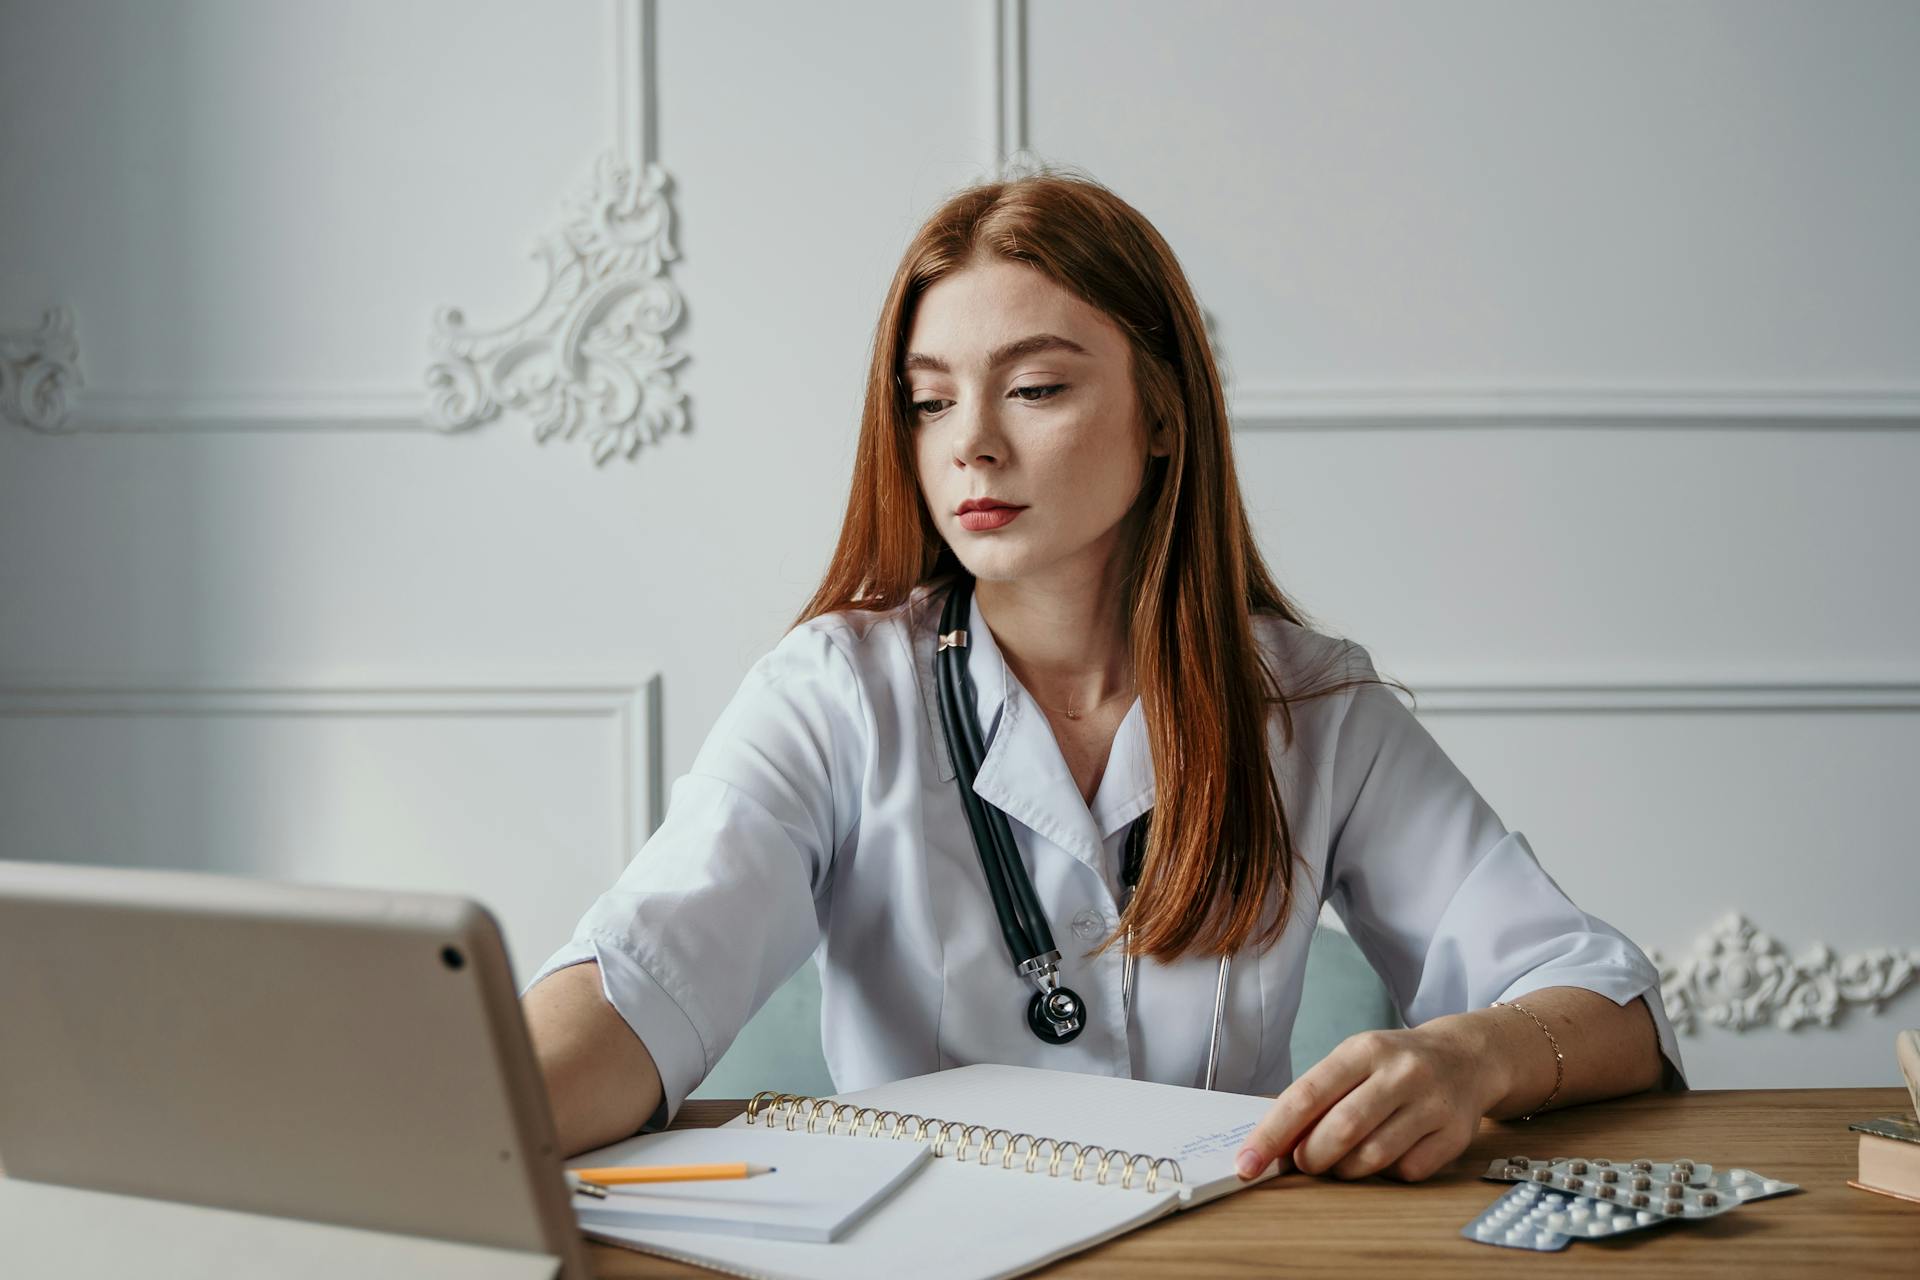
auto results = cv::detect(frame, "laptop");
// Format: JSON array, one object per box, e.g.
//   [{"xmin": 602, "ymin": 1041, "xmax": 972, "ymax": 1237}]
[{"xmin": 0, "ymin": 858, "xmax": 595, "ymax": 1279}]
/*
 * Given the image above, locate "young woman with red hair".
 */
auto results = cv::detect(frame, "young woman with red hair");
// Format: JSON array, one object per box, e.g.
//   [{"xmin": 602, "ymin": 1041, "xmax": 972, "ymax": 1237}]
[{"xmin": 522, "ymin": 165, "xmax": 1683, "ymax": 1184}]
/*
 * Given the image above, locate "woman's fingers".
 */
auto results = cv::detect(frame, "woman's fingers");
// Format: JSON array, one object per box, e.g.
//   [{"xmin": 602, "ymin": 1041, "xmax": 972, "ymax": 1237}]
[
  {"xmin": 1236, "ymin": 1027, "xmax": 1485, "ymax": 1182},
  {"xmin": 1290, "ymin": 1071, "xmax": 1402, "ymax": 1176},
  {"xmin": 1325, "ymin": 1104, "xmax": 1440, "ymax": 1181},
  {"xmin": 1235, "ymin": 1037, "xmax": 1374, "ymax": 1178},
  {"xmin": 1384, "ymin": 1124, "xmax": 1470, "ymax": 1183}
]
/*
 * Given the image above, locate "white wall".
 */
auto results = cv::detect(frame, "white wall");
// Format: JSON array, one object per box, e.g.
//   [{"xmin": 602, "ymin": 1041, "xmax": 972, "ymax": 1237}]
[{"xmin": 2, "ymin": 0, "xmax": 1914, "ymax": 1088}]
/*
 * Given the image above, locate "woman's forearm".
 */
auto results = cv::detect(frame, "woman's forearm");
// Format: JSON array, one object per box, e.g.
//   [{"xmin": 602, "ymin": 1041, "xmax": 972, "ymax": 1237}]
[
  {"xmin": 522, "ymin": 960, "xmax": 665, "ymax": 1157},
  {"xmin": 1429, "ymin": 986, "xmax": 1666, "ymax": 1120}
]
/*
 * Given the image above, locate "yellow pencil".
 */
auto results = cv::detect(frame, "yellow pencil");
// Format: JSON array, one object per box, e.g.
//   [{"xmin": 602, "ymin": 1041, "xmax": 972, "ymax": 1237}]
[{"xmin": 568, "ymin": 1162, "xmax": 778, "ymax": 1189}]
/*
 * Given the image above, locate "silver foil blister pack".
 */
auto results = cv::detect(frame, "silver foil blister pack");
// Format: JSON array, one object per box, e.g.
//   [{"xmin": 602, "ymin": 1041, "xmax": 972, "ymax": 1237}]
[{"xmin": 1462, "ymin": 1156, "xmax": 1800, "ymax": 1252}]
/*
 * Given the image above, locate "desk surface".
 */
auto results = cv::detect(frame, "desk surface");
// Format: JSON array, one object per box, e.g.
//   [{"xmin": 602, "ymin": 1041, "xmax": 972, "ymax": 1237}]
[{"xmin": 587, "ymin": 1086, "xmax": 1918, "ymax": 1278}]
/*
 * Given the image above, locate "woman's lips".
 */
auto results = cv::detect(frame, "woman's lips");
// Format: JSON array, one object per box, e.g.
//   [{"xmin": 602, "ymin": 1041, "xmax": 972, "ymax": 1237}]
[{"xmin": 958, "ymin": 506, "xmax": 1025, "ymax": 532}]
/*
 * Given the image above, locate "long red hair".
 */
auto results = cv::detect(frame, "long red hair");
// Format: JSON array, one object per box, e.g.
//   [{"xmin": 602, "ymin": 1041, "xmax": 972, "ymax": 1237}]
[{"xmin": 792, "ymin": 164, "xmax": 1405, "ymax": 961}]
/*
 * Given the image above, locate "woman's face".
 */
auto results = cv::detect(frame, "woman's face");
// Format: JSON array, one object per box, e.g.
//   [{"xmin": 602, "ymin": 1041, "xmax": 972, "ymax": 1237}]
[{"xmin": 903, "ymin": 257, "xmax": 1167, "ymax": 588}]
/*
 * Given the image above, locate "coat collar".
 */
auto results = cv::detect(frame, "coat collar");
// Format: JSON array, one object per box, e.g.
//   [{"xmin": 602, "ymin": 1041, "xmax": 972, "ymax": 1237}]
[{"xmin": 908, "ymin": 581, "xmax": 1155, "ymax": 871}]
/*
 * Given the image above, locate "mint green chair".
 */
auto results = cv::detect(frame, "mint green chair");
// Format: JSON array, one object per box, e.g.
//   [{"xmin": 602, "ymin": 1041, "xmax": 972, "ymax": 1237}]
[{"xmin": 690, "ymin": 924, "xmax": 1400, "ymax": 1099}]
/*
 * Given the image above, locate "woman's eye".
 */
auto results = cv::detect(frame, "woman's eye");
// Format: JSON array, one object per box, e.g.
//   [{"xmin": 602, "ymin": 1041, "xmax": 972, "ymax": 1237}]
[{"xmin": 911, "ymin": 385, "xmax": 1066, "ymax": 418}]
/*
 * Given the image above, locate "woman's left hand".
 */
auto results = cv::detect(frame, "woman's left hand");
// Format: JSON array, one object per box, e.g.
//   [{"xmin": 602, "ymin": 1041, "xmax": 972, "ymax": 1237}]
[{"xmin": 1233, "ymin": 1021, "xmax": 1504, "ymax": 1183}]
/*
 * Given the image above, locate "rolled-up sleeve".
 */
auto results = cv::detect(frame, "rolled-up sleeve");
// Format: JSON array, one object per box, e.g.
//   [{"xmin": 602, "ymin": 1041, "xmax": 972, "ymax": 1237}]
[
  {"xmin": 1322, "ymin": 643, "xmax": 1687, "ymax": 1089},
  {"xmin": 519, "ymin": 623, "xmax": 867, "ymax": 1128}
]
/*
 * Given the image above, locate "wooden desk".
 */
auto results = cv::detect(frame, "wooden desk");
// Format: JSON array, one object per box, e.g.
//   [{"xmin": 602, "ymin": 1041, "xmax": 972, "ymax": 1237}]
[{"xmin": 586, "ymin": 1087, "xmax": 1918, "ymax": 1278}]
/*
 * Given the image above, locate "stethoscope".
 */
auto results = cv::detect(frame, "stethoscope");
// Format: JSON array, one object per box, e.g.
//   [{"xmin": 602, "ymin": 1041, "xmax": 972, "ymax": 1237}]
[{"xmin": 934, "ymin": 574, "xmax": 1231, "ymax": 1090}]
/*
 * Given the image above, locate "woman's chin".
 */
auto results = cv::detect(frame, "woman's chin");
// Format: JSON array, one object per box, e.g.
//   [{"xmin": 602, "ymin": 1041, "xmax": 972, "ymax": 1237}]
[{"xmin": 953, "ymin": 546, "xmax": 1041, "ymax": 583}]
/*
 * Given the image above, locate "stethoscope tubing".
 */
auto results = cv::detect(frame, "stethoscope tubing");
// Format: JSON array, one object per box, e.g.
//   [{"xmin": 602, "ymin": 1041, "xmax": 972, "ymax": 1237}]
[
  {"xmin": 936, "ymin": 573, "xmax": 1229, "ymax": 1087},
  {"xmin": 939, "ymin": 576, "xmax": 1057, "ymax": 965},
  {"xmin": 936, "ymin": 629, "xmax": 1033, "ymax": 961}
]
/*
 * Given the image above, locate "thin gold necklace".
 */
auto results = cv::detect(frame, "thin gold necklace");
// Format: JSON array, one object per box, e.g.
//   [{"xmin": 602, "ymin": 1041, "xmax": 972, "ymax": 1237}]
[{"xmin": 1036, "ymin": 684, "xmax": 1136, "ymax": 721}]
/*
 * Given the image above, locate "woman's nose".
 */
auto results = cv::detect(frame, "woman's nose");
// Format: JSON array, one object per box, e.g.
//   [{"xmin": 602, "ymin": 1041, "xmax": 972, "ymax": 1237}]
[{"xmin": 949, "ymin": 400, "xmax": 1006, "ymax": 466}]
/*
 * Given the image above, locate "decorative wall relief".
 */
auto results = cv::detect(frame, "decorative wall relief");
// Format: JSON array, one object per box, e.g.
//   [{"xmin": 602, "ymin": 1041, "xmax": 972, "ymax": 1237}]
[
  {"xmin": 426, "ymin": 152, "xmax": 689, "ymax": 466},
  {"xmin": 0, "ymin": 307, "xmax": 82, "ymax": 433},
  {"xmin": 425, "ymin": 0, "xmax": 687, "ymax": 467},
  {"xmin": 1653, "ymin": 913, "xmax": 1920, "ymax": 1034}
]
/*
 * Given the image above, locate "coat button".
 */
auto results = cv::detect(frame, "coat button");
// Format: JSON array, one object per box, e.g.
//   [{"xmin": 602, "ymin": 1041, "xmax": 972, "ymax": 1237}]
[{"xmin": 1070, "ymin": 908, "xmax": 1106, "ymax": 941}]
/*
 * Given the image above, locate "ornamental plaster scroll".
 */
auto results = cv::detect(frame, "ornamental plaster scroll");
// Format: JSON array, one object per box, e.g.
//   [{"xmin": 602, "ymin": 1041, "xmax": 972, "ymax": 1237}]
[
  {"xmin": 0, "ymin": 307, "xmax": 83, "ymax": 433},
  {"xmin": 1650, "ymin": 912, "xmax": 1920, "ymax": 1034},
  {"xmin": 426, "ymin": 152, "xmax": 689, "ymax": 466}
]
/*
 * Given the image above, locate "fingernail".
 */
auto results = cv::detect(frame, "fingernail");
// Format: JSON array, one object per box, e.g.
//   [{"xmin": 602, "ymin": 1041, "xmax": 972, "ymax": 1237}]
[{"xmin": 1236, "ymin": 1149, "xmax": 1264, "ymax": 1179}]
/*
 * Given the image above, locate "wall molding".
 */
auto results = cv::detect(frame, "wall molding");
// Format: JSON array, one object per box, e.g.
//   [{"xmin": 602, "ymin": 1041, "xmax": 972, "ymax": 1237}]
[
  {"xmin": 982, "ymin": 3, "xmax": 1919, "ymax": 435},
  {"xmin": 992, "ymin": 0, "xmax": 1030, "ymax": 174},
  {"xmin": 5, "ymin": 0, "xmax": 690, "ymax": 463},
  {"xmin": 0, "ymin": 674, "xmax": 665, "ymax": 868},
  {"xmin": 0, "ymin": 307, "xmax": 82, "ymax": 433},
  {"xmin": 1651, "ymin": 913, "xmax": 1919, "ymax": 1035},
  {"xmin": 1226, "ymin": 386, "xmax": 1920, "ymax": 430},
  {"xmin": 11, "ymin": 4, "xmax": 1919, "ymax": 439},
  {"xmin": 1394, "ymin": 678, "xmax": 1920, "ymax": 715},
  {"xmin": 44, "ymin": 391, "xmax": 429, "ymax": 431},
  {"xmin": 29, "ymin": 385, "xmax": 1918, "ymax": 437}
]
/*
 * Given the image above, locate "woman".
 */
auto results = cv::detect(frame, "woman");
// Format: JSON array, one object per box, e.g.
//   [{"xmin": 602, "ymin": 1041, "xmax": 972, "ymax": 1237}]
[{"xmin": 521, "ymin": 166, "xmax": 1684, "ymax": 1184}]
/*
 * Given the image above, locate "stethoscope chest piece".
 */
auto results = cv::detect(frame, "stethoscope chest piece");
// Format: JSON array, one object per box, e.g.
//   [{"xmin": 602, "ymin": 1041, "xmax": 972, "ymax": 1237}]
[{"xmin": 1027, "ymin": 984, "xmax": 1085, "ymax": 1043}]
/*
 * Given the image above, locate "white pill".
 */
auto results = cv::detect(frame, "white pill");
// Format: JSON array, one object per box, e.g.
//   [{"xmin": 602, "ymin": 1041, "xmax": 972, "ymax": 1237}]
[
  {"xmin": 1535, "ymin": 1230, "xmax": 1557, "ymax": 1246},
  {"xmin": 1546, "ymin": 1212, "xmax": 1569, "ymax": 1229},
  {"xmin": 1762, "ymin": 1179, "xmax": 1785, "ymax": 1193},
  {"xmin": 1611, "ymin": 1217, "xmax": 1633, "ymax": 1232},
  {"xmin": 1736, "ymin": 1184, "xmax": 1758, "ymax": 1197},
  {"xmin": 1568, "ymin": 1206, "xmax": 1590, "ymax": 1221},
  {"xmin": 1586, "ymin": 1221, "xmax": 1607, "ymax": 1237},
  {"xmin": 1731, "ymin": 1169, "xmax": 1751, "ymax": 1183},
  {"xmin": 1636, "ymin": 1210, "xmax": 1655, "ymax": 1225},
  {"xmin": 1595, "ymin": 1203, "xmax": 1614, "ymax": 1217}
]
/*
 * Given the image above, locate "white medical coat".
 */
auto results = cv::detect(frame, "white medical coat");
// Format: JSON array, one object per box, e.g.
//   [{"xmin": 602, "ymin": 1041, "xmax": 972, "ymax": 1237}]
[{"xmin": 524, "ymin": 584, "xmax": 1686, "ymax": 1129}]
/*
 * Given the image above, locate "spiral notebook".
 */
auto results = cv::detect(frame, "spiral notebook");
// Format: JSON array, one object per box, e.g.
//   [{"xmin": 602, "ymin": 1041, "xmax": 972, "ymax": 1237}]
[{"xmin": 577, "ymin": 1064, "xmax": 1281, "ymax": 1280}]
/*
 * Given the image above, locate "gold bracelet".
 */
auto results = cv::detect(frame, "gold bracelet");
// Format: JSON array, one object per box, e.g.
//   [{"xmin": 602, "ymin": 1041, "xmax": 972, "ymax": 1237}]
[{"xmin": 1492, "ymin": 999, "xmax": 1564, "ymax": 1120}]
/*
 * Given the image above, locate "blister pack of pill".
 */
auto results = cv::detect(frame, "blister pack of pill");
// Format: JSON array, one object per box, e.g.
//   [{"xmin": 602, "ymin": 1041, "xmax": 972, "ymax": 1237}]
[
  {"xmin": 1462, "ymin": 1157, "xmax": 1801, "ymax": 1251},
  {"xmin": 1463, "ymin": 1181, "xmax": 1657, "ymax": 1250},
  {"xmin": 1484, "ymin": 1154, "xmax": 1714, "ymax": 1189}
]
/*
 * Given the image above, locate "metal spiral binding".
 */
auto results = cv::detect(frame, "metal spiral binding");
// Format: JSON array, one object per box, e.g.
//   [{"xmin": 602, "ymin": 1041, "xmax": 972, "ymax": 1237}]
[{"xmin": 743, "ymin": 1090, "xmax": 1185, "ymax": 1193}]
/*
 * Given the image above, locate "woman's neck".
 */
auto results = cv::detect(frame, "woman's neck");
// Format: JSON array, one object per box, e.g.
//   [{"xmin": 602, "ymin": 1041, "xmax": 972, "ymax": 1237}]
[{"xmin": 973, "ymin": 560, "xmax": 1134, "ymax": 716}]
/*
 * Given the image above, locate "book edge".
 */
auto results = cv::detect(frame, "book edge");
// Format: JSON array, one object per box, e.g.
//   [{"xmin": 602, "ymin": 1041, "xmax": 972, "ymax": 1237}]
[{"xmin": 1845, "ymin": 1178, "xmax": 1920, "ymax": 1207}]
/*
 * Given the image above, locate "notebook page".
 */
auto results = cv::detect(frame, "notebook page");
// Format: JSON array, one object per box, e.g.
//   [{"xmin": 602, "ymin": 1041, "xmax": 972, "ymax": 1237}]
[
  {"xmin": 579, "ymin": 1145, "xmax": 1179, "ymax": 1280},
  {"xmin": 564, "ymin": 1127, "xmax": 929, "ymax": 1243},
  {"xmin": 731, "ymin": 1064, "xmax": 1279, "ymax": 1205}
]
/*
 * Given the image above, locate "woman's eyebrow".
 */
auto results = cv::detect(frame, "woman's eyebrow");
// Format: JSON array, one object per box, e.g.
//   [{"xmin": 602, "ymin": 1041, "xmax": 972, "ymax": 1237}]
[{"xmin": 903, "ymin": 333, "xmax": 1091, "ymax": 375}]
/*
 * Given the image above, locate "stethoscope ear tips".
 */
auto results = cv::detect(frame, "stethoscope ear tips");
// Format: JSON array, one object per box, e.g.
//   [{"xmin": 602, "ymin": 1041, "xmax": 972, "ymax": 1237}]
[{"xmin": 1027, "ymin": 986, "xmax": 1086, "ymax": 1044}]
